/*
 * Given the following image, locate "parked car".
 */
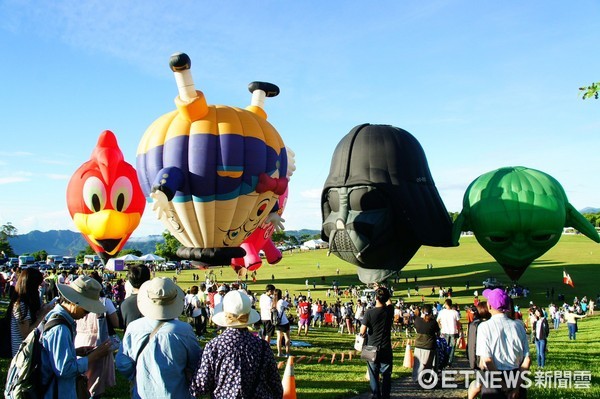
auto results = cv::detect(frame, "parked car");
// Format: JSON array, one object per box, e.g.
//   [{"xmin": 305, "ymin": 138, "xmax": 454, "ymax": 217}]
[{"xmin": 482, "ymin": 277, "xmax": 504, "ymax": 289}]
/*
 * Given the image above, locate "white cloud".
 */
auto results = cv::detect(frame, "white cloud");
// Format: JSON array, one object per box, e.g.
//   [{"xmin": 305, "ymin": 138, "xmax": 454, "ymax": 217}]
[
  {"xmin": 300, "ymin": 188, "xmax": 322, "ymax": 199},
  {"xmin": 0, "ymin": 176, "xmax": 31, "ymax": 184},
  {"xmin": 46, "ymin": 174, "xmax": 71, "ymax": 180},
  {"xmin": 0, "ymin": 151, "xmax": 34, "ymax": 157}
]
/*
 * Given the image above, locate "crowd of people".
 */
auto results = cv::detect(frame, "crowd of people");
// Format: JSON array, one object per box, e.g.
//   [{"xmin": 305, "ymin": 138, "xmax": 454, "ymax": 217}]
[{"xmin": 1, "ymin": 262, "xmax": 597, "ymax": 399}]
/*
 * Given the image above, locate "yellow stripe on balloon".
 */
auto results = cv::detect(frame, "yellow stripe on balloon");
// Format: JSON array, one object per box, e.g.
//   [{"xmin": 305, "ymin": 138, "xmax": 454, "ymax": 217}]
[
  {"xmin": 216, "ymin": 171, "xmax": 243, "ymax": 178},
  {"xmin": 137, "ymin": 111, "xmax": 178, "ymax": 155}
]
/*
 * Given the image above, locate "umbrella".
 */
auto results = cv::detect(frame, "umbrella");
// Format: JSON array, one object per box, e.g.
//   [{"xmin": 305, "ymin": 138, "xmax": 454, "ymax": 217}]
[{"xmin": 139, "ymin": 253, "xmax": 165, "ymax": 262}]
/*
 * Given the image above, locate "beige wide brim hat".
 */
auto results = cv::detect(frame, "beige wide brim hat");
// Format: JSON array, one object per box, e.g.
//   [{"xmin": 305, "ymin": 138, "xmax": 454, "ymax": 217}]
[
  {"xmin": 57, "ymin": 276, "xmax": 106, "ymax": 314},
  {"xmin": 137, "ymin": 277, "xmax": 185, "ymax": 320},
  {"xmin": 212, "ymin": 290, "xmax": 260, "ymax": 328}
]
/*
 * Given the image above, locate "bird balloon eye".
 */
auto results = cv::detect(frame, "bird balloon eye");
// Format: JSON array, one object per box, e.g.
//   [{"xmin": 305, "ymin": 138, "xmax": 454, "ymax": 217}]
[
  {"xmin": 111, "ymin": 176, "xmax": 133, "ymax": 212},
  {"xmin": 83, "ymin": 176, "xmax": 107, "ymax": 213}
]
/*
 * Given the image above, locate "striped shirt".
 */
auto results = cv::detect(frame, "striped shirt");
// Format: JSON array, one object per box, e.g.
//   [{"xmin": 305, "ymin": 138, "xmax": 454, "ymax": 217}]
[
  {"xmin": 11, "ymin": 302, "xmax": 32, "ymax": 356},
  {"xmin": 476, "ymin": 313, "xmax": 529, "ymax": 370}
]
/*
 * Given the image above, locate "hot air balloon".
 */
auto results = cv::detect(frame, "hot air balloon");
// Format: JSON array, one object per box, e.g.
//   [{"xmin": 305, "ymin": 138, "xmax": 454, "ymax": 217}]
[
  {"xmin": 321, "ymin": 124, "xmax": 454, "ymax": 284},
  {"xmin": 452, "ymin": 166, "xmax": 600, "ymax": 280},
  {"xmin": 136, "ymin": 53, "xmax": 288, "ymax": 266},
  {"xmin": 67, "ymin": 130, "xmax": 146, "ymax": 264}
]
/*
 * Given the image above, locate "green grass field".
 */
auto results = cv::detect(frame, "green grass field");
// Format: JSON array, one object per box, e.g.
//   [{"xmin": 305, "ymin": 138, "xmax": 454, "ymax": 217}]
[{"xmin": 1, "ymin": 234, "xmax": 598, "ymax": 398}]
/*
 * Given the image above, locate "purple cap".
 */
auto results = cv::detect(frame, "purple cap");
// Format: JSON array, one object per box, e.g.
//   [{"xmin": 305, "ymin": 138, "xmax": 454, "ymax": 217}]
[{"xmin": 482, "ymin": 288, "xmax": 510, "ymax": 311}]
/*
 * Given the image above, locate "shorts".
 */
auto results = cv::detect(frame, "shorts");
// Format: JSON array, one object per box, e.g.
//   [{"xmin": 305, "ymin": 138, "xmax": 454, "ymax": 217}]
[
  {"xmin": 276, "ymin": 323, "xmax": 290, "ymax": 333},
  {"xmin": 262, "ymin": 320, "xmax": 275, "ymax": 336},
  {"xmin": 298, "ymin": 318, "xmax": 310, "ymax": 327}
]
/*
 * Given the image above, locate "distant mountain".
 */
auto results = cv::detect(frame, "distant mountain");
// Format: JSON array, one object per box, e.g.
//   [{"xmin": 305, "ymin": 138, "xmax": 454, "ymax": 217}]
[
  {"xmin": 580, "ymin": 207, "xmax": 600, "ymax": 214},
  {"xmin": 9, "ymin": 230, "xmax": 164, "ymax": 256},
  {"xmin": 7, "ymin": 229, "xmax": 321, "ymax": 256}
]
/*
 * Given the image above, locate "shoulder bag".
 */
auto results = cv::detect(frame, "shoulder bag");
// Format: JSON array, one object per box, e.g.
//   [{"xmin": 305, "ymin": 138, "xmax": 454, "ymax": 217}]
[{"xmin": 360, "ymin": 345, "xmax": 378, "ymax": 362}]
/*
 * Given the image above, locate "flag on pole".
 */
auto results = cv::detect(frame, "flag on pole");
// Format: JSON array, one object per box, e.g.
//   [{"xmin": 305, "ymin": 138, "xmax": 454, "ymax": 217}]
[{"xmin": 563, "ymin": 270, "xmax": 574, "ymax": 287}]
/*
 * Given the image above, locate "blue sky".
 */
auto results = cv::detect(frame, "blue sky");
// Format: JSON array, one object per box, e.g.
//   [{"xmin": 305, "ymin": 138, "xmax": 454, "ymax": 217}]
[{"xmin": 0, "ymin": 1, "xmax": 599, "ymax": 238}]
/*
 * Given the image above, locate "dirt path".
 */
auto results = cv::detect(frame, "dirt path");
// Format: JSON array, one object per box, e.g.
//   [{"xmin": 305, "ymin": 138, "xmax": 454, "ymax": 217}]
[{"xmin": 349, "ymin": 355, "xmax": 469, "ymax": 399}]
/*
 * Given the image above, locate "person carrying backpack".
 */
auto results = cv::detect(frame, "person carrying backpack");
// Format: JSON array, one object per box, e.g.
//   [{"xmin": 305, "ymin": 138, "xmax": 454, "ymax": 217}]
[{"xmin": 39, "ymin": 276, "xmax": 113, "ymax": 399}]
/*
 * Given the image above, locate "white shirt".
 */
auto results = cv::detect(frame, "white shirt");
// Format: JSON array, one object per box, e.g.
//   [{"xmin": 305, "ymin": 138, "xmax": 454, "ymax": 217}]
[
  {"xmin": 277, "ymin": 299, "xmax": 290, "ymax": 325},
  {"xmin": 476, "ymin": 313, "xmax": 529, "ymax": 370},
  {"xmin": 437, "ymin": 308, "xmax": 460, "ymax": 334},
  {"xmin": 214, "ymin": 293, "xmax": 224, "ymax": 308},
  {"xmin": 259, "ymin": 293, "xmax": 272, "ymax": 321}
]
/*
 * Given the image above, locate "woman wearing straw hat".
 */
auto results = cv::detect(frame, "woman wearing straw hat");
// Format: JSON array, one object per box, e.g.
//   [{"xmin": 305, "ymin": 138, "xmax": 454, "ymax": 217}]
[
  {"xmin": 115, "ymin": 277, "xmax": 201, "ymax": 399},
  {"xmin": 39, "ymin": 275, "xmax": 114, "ymax": 399},
  {"xmin": 190, "ymin": 290, "xmax": 283, "ymax": 398}
]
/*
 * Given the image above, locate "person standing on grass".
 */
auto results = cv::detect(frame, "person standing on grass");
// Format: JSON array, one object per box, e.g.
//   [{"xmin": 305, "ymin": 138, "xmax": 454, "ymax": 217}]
[
  {"xmin": 259, "ymin": 284, "xmax": 276, "ymax": 342},
  {"xmin": 9, "ymin": 268, "xmax": 54, "ymax": 356},
  {"xmin": 119, "ymin": 264, "xmax": 150, "ymax": 331},
  {"xmin": 273, "ymin": 289, "xmax": 291, "ymax": 357},
  {"xmin": 116, "ymin": 278, "xmax": 201, "ymax": 399},
  {"xmin": 40, "ymin": 276, "xmax": 114, "ymax": 399},
  {"xmin": 532, "ymin": 308, "xmax": 549, "ymax": 368},
  {"xmin": 466, "ymin": 301, "xmax": 491, "ymax": 399},
  {"xmin": 412, "ymin": 304, "xmax": 440, "ymax": 383},
  {"xmin": 359, "ymin": 287, "xmax": 394, "ymax": 399},
  {"xmin": 476, "ymin": 288, "xmax": 530, "ymax": 399},
  {"xmin": 297, "ymin": 295, "xmax": 311, "ymax": 336},
  {"xmin": 437, "ymin": 298, "xmax": 462, "ymax": 367},
  {"xmin": 191, "ymin": 290, "xmax": 282, "ymax": 398},
  {"xmin": 564, "ymin": 306, "xmax": 585, "ymax": 340}
]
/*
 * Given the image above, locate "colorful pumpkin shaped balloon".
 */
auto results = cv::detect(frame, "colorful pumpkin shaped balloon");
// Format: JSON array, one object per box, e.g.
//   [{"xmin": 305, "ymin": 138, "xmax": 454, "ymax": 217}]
[
  {"xmin": 67, "ymin": 130, "xmax": 146, "ymax": 264},
  {"xmin": 452, "ymin": 166, "xmax": 600, "ymax": 280},
  {"xmin": 136, "ymin": 53, "xmax": 288, "ymax": 266},
  {"xmin": 321, "ymin": 124, "xmax": 454, "ymax": 284}
]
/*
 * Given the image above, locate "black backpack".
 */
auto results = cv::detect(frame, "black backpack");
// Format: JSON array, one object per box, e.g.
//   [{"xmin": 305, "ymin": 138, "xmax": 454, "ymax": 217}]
[
  {"xmin": 4, "ymin": 315, "xmax": 71, "ymax": 399},
  {"xmin": 270, "ymin": 307, "xmax": 282, "ymax": 326},
  {"xmin": 184, "ymin": 299, "xmax": 195, "ymax": 317}
]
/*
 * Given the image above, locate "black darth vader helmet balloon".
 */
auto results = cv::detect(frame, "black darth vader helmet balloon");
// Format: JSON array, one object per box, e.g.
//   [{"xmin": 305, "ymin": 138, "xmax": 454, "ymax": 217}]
[{"xmin": 321, "ymin": 124, "xmax": 454, "ymax": 284}]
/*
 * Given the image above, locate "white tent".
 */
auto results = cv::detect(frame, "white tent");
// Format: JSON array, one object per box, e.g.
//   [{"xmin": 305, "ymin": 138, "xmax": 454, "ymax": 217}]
[
  {"xmin": 139, "ymin": 253, "xmax": 165, "ymax": 262},
  {"xmin": 117, "ymin": 254, "xmax": 142, "ymax": 261}
]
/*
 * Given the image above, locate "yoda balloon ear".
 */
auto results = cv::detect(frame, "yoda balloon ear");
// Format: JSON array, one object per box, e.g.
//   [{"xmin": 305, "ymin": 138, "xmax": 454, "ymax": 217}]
[
  {"xmin": 451, "ymin": 211, "xmax": 470, "ymax": 246},
  {"xmin": 566, "ymin": 203, "xmax": 600, "ymax": 242}
]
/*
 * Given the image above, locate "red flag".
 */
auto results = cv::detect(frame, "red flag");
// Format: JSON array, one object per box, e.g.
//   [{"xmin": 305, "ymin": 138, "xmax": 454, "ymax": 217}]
[{"xmin": 563, "ymin": 270, "xmax": 574, "ymax": 287}]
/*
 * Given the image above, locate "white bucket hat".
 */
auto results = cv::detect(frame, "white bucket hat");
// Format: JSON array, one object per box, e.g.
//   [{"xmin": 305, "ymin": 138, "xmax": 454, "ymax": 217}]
[
  {"xmin": 212, "ymin": 290, "xmax": 260, "ymax": 328},
  {"xmin": 137, "ymin": 277, "xmax": 185, "ymax": 320},
  {"xmin": 58, "ymin": 276, "xmax": 106, "ymax": 314}
]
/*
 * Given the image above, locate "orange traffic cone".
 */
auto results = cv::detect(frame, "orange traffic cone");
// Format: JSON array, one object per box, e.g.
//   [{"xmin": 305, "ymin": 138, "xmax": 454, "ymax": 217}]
[
  {"xmin": 282, "ymin": 355, "xmax": 297, "ymax": 399},
  {"xmin": 403, "ymin": 343, "xmax": 414, "ymax": 368}
]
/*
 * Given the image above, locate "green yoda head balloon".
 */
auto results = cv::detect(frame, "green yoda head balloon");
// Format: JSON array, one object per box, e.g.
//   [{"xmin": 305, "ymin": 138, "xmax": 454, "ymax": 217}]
[{"xmin": 452, "ymin": 166, "xmax": 599, "ymax": 280}]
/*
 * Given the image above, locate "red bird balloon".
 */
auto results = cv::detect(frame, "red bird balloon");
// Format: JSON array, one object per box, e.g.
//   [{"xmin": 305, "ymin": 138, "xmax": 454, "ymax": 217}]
[{"xmin": 67, "ymin": 131, "xmax": 146, "ymax": 263}]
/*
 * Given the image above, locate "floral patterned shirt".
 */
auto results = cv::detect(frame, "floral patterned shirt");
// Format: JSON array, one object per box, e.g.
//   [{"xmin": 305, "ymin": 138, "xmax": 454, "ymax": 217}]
[{"xmin": 190, "ymin": 328, "xmax": 282, "ymax": 398}]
